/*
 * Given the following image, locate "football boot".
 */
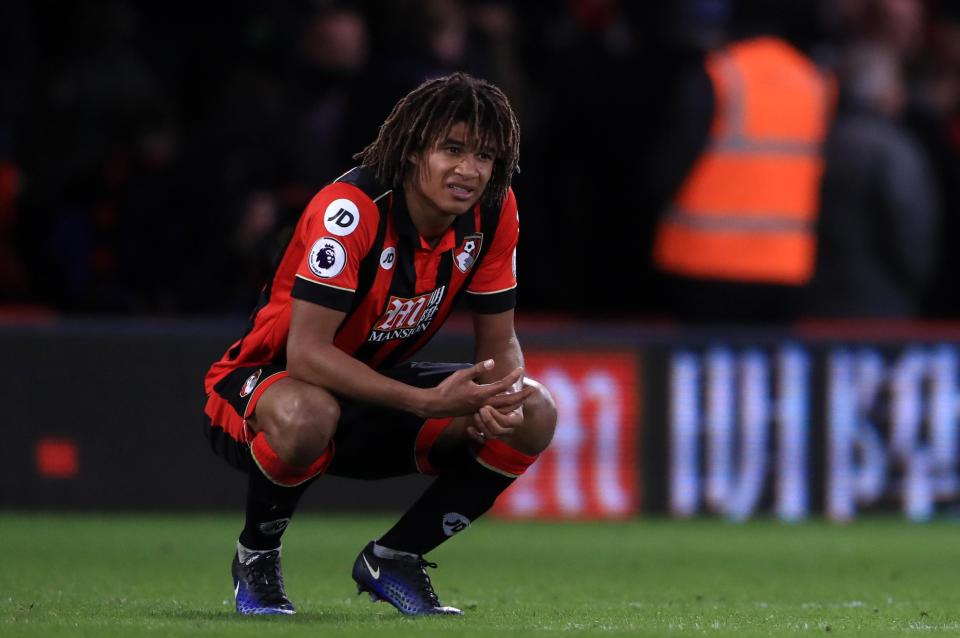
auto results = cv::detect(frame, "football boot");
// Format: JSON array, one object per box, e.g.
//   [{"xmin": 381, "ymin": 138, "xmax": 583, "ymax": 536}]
[
  {"xmin": 232, "ymin": 548, "xmax": 296, "ymax": 615},
  {"xmin": 352, "ymin": 541, "xmax": 462, "ymax": 615}
]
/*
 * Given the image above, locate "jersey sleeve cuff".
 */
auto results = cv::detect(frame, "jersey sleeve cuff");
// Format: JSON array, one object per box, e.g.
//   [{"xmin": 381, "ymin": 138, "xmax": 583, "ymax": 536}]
[
  {"xmin": 292, "ymin": 276, "xmax": 355, "ymax": 312},
  {"xmin": 466, "ymin": 287, "xmax": 517, "ymax": 314}
]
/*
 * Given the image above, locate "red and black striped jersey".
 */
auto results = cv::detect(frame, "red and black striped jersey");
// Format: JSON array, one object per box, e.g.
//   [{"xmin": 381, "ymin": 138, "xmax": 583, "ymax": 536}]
[{"xmin": 205, "ymin": 166, "xmax": 518, "ymax": 393}]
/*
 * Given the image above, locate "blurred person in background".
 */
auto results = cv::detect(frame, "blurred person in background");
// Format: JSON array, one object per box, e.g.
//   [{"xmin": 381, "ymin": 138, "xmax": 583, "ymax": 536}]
[
  {"xmin": 805, "ymin": 44, "xmax": 939, "ymax": 317},
  {"xmin": 176, "ymin": 4, "xmax": 328, "ymax": 313},
  {"xmin": 214, "ymin": 2, "xmax": 374, "ymax": 314},
  {"xmin": 842, "ymin": 0, "xmax": 926, "ymax": 59},
  {"xmin": 203, "ymin": 73, "xmax": 556, "ymax": 617},
  {"xmin": 905, "ymin": 1, "xmax": 960, "ymax": 315},
  {"xmin": 350, "ymin": 0, "xmax": 523, "ymax": 140},
  {"xmin": 808, "ymin": 0, "xmax": 942, "ymax": 318},
  {"xmin": 645, "ymin": 0, "xmax": 834, "ymax": 322},
  {"xmin": 287, "ymin": 2, "xmax": 371, "ymax": 193}
]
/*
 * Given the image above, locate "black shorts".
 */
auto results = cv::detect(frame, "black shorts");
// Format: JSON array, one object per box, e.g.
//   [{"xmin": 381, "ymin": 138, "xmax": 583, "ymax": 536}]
[{"xmin": 203, "ymin": 362, "xmax": 471, "ymax": 480}]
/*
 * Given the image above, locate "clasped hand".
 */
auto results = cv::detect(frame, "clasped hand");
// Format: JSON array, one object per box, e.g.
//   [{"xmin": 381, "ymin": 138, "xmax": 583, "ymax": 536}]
[{"xmin": 426, "ymin": 359, "xmax": 533, "ymax": 443}]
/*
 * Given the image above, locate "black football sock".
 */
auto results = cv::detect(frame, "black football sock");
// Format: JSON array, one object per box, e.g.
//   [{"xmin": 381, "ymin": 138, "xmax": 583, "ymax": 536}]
[
  {"xmin": 377, "ymin": 458, "xmax": 515, "ymax": 556},
  {"xmin": 238, "ymin": 468, "xmax": 313, "ymax": 550}
]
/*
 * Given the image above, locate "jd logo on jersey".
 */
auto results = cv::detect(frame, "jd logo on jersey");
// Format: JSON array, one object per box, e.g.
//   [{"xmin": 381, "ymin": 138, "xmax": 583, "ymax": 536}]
[
  {"xmin": 454, "ymin": 233, "xmax": 483, "ymax": 273},
  {"xmin": 323, "ymin": 198, "xmax": 360, "ymax": 236},
  {"xmin": 379, "ymin": 246, "xmax": 396, "ymax": 270},
  {"xmin": 368, "ymin": 286, "xmax": 445, "ymax": 342}
]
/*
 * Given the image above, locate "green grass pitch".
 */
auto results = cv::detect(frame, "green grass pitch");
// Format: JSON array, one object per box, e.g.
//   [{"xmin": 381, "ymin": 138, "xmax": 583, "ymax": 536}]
[{"xmin": 3, "ymin": 513, "xmax": 960, "ymax": 637}]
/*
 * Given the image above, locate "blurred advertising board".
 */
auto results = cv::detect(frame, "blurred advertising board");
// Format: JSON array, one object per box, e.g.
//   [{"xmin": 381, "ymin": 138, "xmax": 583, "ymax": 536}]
[
  {"xmin": 503, "ymin": 322, "xmax": 960, "ymax": 522},
  {"xmin": 660, "ymin": 339, "xmax": 960, "ymax": 523},
  {"xmin": 4, "ymin": 318, "xmax": 960, "ymax": 521},
  {"xmin": 492, "ymin": 351, "xmax": 641, "ymax": 519}
]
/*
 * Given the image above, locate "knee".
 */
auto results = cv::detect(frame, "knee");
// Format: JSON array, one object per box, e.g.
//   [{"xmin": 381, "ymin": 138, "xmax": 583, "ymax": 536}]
[
  {"xmin": 271, "ymin": 393, "xmax": 340, "ymax": 465},
  {"xmin": 510, "ymin": 379, "xmax": 557, "ymax": 455}
]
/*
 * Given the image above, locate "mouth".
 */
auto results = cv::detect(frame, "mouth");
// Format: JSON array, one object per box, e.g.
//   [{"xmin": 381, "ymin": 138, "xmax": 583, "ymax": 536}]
[{"xmin": 446, "ymin": 183, "xmax": 476, "ymax": 201}]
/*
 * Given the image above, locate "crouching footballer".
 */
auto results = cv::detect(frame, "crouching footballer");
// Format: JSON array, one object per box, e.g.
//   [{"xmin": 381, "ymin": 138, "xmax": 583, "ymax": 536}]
[{"xmin": 202, "ymin": 72, "xmax": 557, "ymax": 616}]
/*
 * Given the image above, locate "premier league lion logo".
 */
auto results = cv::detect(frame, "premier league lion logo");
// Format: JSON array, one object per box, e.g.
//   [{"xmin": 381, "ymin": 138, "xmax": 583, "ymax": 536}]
[
  {"xmin": 315, "ymin": 245, "xmax": 337, "ymax": 270},
  {"xmin": 307, "ymin": 237, "xmax": 347, "ymax": 278}
]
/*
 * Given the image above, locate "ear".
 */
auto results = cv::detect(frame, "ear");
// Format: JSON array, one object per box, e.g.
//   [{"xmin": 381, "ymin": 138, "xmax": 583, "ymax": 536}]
[{"xmin": 407, "ymin": 152, "xmax": 419, "ymax": 165}]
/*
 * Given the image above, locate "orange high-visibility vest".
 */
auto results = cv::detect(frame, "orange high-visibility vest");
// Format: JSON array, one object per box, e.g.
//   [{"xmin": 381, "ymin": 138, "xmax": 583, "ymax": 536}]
[{"xmin": 653, "ymin": 37, "xmax": 832, "ymax": 285}]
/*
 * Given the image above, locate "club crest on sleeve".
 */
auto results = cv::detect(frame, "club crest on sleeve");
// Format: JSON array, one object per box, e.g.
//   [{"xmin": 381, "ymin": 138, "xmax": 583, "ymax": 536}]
[
  {"xmin": 453, "ymin": 233, "xmax": 483, "ymax": 274},
  {"xmin": 323, "ymin": 199, "xmax": 360, "ymax": 236},
  {"xmin": 379, "ymin": 246, "xmax": 396, "ymax": 270},
  {"xmin": 308, "ymin": 237, "xmax": 347, "ymax": 278},
  {"xmin": 239, "ymin": 369, "xmax": 262, "ymax": 398}
]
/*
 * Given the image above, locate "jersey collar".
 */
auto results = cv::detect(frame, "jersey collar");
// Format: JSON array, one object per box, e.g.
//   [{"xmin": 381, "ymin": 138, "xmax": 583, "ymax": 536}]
[{"xmin": 394, "ymin": 194, "xmax": 461, "ymax": 253}]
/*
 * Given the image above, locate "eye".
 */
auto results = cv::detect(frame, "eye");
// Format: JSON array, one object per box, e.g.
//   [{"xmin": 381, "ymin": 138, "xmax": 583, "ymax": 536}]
[
  {"xmin": 477, "ymin": 152, "xmax": 495, "ymax": 162},
  {"xmin": 445, "ymin": 145, "xmax": 462, "ymax": 155}
]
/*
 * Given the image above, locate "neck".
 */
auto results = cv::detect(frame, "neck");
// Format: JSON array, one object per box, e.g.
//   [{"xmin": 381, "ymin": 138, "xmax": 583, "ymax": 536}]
[{"xmin": 403, "ymin": 181, "xmax": 454, "ymax": 245}]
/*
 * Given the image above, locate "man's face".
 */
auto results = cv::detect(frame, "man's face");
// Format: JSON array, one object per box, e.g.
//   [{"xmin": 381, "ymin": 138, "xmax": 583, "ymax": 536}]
[{"xmin": 409, "ymin": 122, "xmax": 495, "ymax": 219}]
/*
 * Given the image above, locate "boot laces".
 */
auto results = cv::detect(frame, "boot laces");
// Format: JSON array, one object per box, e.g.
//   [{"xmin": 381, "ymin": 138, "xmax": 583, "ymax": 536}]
[
  {"xmin": 245, "ymin": 550, "xmax": 286, "ymax": 601},
  {"xmin": 404, "ymin": 557, "xmax": 441, "ymax": 606}
]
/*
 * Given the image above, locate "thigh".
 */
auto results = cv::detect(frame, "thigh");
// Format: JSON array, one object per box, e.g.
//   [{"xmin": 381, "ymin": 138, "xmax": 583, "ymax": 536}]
[
  {"xmin": 247, "ymin": 375, "xmax": 339, "ymax": 436},
  {"xmin": 326, "ymin": 362, "xmax": 471, "ymax": 480},
  {"xmin": 204, "ymin": 363, "xmax": 288, "ymax": 472}
]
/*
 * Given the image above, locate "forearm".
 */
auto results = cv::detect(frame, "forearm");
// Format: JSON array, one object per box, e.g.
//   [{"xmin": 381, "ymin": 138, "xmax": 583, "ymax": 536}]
[
  {"xmin": 288, "ymin": 344, "xmax": 427, "ymax": 416},
  {"xmin": 474, "ymin": 333, "xmax": 524, "ymax": 390},
  {"xmin": 468, "ymin": 320, "xmax": 530, "ymax": 441}
]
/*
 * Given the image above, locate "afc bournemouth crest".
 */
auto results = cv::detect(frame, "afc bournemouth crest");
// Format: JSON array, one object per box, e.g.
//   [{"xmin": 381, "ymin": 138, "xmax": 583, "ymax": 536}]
[
  {"xmin": 454, "ymin": 233, "xmax": 483, "ymax": 274},
  {"xmin": 240, "ymin": 369, "xmax": 262, "ymax": 398}
]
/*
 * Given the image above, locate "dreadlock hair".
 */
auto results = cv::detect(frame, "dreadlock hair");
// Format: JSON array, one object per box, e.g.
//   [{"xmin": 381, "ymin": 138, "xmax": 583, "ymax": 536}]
[{"xmin": 354, "ymin": 72, "xmax": 521, "ymax": 209}]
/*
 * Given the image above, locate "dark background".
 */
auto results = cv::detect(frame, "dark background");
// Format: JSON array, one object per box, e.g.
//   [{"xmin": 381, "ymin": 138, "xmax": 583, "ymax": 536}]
[{"xmin": 2, "ymin": 0, "xmax": 959, "ymax": 320}]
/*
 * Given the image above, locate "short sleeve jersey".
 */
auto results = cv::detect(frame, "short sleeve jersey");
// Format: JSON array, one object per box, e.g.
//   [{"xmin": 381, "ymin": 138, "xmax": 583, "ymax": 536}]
[{"xmin": 205, "ymin": 167, "xmax": 518, "ymax": 391}]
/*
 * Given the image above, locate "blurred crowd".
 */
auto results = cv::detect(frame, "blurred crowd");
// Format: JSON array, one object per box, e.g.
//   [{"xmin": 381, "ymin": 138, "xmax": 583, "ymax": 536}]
[{"xmin": 1, "ymin": 0, "xmax": 959, "ymax": 320}]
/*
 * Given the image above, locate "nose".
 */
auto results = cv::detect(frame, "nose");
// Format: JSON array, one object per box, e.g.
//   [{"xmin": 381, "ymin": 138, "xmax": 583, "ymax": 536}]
[{"xmin": 454, "ymin": 154, "xmax": 479, "ymax": 177}]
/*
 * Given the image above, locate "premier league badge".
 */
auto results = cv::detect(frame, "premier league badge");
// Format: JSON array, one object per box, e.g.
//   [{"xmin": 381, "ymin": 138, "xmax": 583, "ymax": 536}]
[{"xmin": 308, "ymin": 237, "xmax": 347, "ymax": 278}]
